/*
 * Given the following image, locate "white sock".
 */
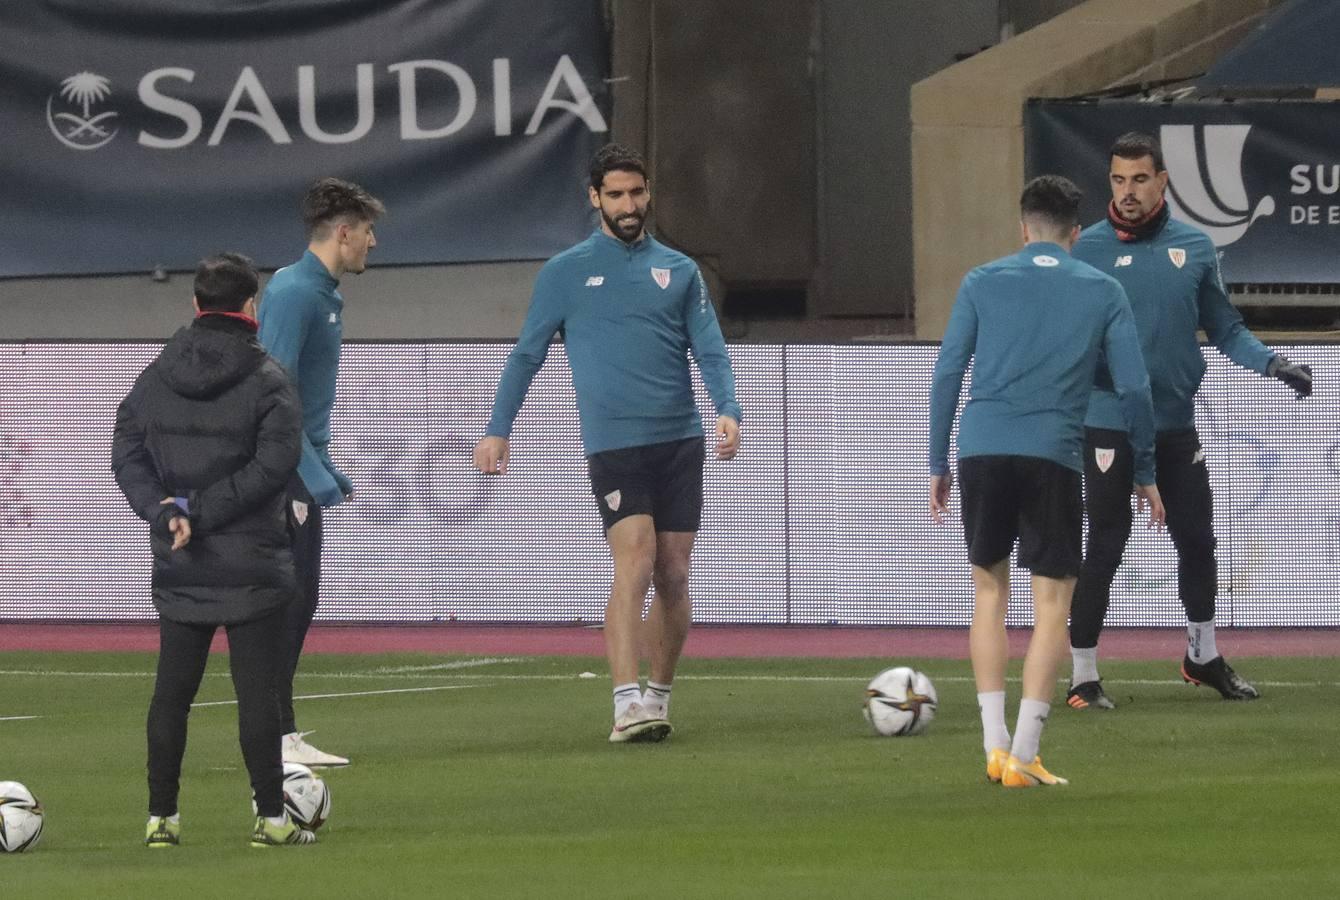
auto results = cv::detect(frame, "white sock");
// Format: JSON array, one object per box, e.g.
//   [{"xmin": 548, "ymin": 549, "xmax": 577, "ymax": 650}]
[
  {"xmin": 1010, "ymin": 699, "xmax": 1051, "ymax": 763},
  {"xmin": 1187, "ymin": 619, "xmax": 1218, "ymax": 664},
  {"xmin": 613, "ymin": 683, "xmax": 642, "ymax": 719},
  {"xmin": 1071, "ymin": 646, "xmax": 1100, "ymax": 686},
  {"xmin": 148, "ymin": 814, "xmax": 180, "ymax": 826},
  {"xmin": 643, "ymin": 681, "xmax": 672, "ymax": 715},
  {"xmin": 266, "ymin": 815, "xmax": 287, "ymax": 827},
  {"xmin": 976, "ymin": 691, "xmax": 1010, "ymax": 756}
]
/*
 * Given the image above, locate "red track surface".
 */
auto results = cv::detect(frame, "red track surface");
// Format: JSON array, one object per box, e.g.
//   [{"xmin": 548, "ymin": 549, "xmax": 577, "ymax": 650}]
[{"xmin": 1, "ymin": 624, "xmax": 1337, "ymax": 659}]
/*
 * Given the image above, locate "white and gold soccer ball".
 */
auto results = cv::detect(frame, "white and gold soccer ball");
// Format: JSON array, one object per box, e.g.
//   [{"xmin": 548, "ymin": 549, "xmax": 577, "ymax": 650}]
[
  {"xmin": 252, "ymin": 762, "xmax": 331, "ymax": 831},
  {"xmin": 281, "ymin": 763, "xmax": 331, "ymax": 831},
  {"xmin": 863, "ymin": 667, "xmax": 938, "ymax": 736},
  {"xmin": 0, "ymin": 781, "xmax": 45, "ymax": 853}
]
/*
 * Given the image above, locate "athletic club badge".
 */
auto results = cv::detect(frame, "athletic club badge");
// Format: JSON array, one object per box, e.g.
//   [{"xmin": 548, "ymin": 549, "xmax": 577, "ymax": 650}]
[
  {"xmin": 604, "ymin": 490, "xmax": 622, "ymax": 511},
  {"xmin": 651, "ymin": 267, "xmax": 671, "ymax": 289},
  {"xmin": 1168, "ymin": 248, "xmax": 1186, "ymax": 269},
  {"xmin": 1094, "ymin": 448, "xmax": 1115, "ymax": 473},
  {"xmin": 292, "ymin": 499, "xmax": 309, "ymax": 525}
]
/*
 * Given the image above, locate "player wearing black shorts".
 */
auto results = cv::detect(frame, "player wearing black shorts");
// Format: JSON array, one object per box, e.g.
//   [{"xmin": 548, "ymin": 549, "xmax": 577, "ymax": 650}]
[
  {"xmin": 475, "ymin": 145, "xmax": 741, "ymax": 742},
  {"xmin": 929, "ymin": 176, "xmax": 1164, "ymax": 787}
]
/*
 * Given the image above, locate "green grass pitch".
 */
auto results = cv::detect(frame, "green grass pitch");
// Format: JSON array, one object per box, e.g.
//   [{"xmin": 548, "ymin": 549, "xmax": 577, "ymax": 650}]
[{"xmin": 2, "ymin": 651, "xmax": 1339, "ymax": 897}]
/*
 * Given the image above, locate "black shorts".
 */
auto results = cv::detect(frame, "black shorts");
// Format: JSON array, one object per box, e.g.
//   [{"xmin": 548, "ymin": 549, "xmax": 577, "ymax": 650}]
[
  {"xmin": 587, "ymin": 436, "xmax": 705, "ymax": 532},
  {"xmin": 958, "ymin": 455, "xmax": 1082, "ymax": 578}
]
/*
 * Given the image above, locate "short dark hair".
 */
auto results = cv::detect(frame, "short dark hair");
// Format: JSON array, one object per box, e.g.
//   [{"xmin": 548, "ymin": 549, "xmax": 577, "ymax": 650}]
[
  {"xmin": 1110, "ymin": 131, "xmax": 1165, "ymax": 172},
  {"xmin": 589, "ymin": 143, "xmax": 647, "ymax": 191},
  {"xmin": 193, "ymin": 253, "xmax": 258, "ymax": 312},
  {"xmin": 1020, "ymin": 175, "xmax": 1083, "ymax": 234},
  {"xmin": 302, "ymin": 177, "xmax": 385, "ymax": 238}
]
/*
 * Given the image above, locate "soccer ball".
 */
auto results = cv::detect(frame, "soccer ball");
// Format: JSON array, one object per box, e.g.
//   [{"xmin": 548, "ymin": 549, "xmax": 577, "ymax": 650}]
[
  {"xmin": 0, "ymin": 781, "xmax": 45, "ymax": 853},
  {"xmin": 863, "ymin": 667, "xmax": 938, "ymax": 736},
  {"xmin": 252, "ymin": 762, "xmax": 331, "ymax": 830},
  {"xmin": 281, "ymin": 763, "xmax": 331, "ymax": 831}
]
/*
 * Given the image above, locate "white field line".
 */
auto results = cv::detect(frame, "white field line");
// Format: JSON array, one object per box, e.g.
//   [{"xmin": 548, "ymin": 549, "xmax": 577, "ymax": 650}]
[
  {"xmin": 1, "ymin": 668, "xmax": 1337, "ymax": 689},
  {"xmin": 0, "ymin": 715, "xmax": 42, "ymax": 722},
  {"xmin": 190, "ymin": 683, "xmax": 488, "ymax": 708},
  {"xmin": 368, "ymin": 656, "xmax": 524, "ymax": 673}
]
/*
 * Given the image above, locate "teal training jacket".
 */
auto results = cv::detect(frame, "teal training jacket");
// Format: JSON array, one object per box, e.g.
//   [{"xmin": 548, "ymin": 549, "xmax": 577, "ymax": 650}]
[
  {"xmin": 930, "ymin": 242, "xmax": 1157, "ymax": 485},
  {"xmin": 257, "ymin": 250, "xmax": 350, "ymax": 508},
  {"xmin": 487, "ymin": 230, "xmax": 741, "ymax": 456},
  {"xmin": 1073, "ymin": 216, "xmax": 1274, "ymax": 432}
]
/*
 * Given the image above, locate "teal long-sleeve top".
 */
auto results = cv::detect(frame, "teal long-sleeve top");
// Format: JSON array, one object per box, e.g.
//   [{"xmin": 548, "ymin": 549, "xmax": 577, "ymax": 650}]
[
  {"xmin": 257, "ymin": 250, "xmax": 350, "ymax": 507},
  {"xmin": 930, "ymin": 242, "xmax": 1158, "ymax": 485},
  {"xmin": 486, "ymin": 230, "xmax": 741, "ymax": 455},
  {"xmin": 1073, "ymin": 216, "xmax": 1275, "ymax": 432}
]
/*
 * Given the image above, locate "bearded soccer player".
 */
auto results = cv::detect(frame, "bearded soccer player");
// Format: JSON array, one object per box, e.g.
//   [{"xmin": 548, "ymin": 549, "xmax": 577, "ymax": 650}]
[
  {"xmin": 474, "ymin": 143, "xmax": 741, "ymax": 743},
  {"xmin": 1065, "ymin": 133, "xmax": 1313, "ymax": 710}
]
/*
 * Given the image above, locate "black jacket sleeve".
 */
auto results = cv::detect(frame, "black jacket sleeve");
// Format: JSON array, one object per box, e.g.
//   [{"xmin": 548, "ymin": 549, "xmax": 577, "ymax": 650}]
[
  {"xmin": 188, "ymin": 371, "xmax": 302, "ymax": 533},
  {"xmin": 111, "ymin": 381, "xmax": 175, "ymax": 536}
]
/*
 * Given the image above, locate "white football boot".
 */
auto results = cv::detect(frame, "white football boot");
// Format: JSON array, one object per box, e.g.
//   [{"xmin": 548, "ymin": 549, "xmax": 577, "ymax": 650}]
[{"xmin": 281, "ymin": 731, "xmax": 349, "ymax": 767}]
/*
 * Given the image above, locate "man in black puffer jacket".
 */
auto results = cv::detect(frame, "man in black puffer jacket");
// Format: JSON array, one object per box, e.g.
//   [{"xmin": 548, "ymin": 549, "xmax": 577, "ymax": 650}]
[{"xmin": 112, "ymin": 253, "xmax": 312, "ymax": 848}]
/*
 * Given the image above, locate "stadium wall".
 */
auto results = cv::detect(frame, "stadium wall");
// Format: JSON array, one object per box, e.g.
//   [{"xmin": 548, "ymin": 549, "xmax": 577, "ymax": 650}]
[
  {"xmin": 2, "ymin": 340, "xmax": 1336, "ymax": 627},
  {"xmin": 911, "ymin": 0, "xmax": 1285, "ymax": 341}
]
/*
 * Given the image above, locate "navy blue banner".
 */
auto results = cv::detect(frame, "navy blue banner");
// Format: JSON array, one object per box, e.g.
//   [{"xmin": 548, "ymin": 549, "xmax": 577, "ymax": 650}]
[
  {"xmin": 0, "ymin": 0, "xmax": 608, "ymax": 277},
  {"xmin": 1026, "ymin": 100, "xmax": 1340, "ymax": 285}
]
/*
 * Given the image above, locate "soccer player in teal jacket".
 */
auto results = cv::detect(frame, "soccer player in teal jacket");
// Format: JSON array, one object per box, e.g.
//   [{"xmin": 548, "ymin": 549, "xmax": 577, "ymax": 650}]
[
  {"xmin": 475, "ymin": 144, "xmax": 741, "ymax": 744},
  {"xmin": 930, "ymin": 175, "xmax": 1164, "ymax": 787},
  {"xmin": 1065, "ymin": 133, "xmax": 1312, "ymax": 710}
]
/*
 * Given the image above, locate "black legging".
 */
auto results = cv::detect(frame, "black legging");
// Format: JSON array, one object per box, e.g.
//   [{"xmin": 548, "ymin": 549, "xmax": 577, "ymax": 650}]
[
  {"xmin": 279, "ymin": 475, "xmax": 322, "ymax": 735},
  {"xmin": 1071, "ymin": 427, "xmax": 1217, "ymax": 649},
  {"xmin": 147, "ymin": 610, "xmax": 285, "ymax": 817}
]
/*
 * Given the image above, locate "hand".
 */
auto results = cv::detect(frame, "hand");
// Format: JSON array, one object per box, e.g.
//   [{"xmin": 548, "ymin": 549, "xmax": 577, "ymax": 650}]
[
  {"xmin": 1133, "ymin": 483, "xmax": 1165, "ymax": 530},
  {"xmin": 160, "ymin": 498, "xmax": 192, "ymax": 550},
  {"xmin": 1268, "ymin": 355, "xmax": 1312, "ymax": 399},
  {"xmin": 716, "ymin": 416, "xmax": 740, "ymax": 460},
  {"xmin": 168, "ymin": 515, "xmax": 192, "ymax": 550},
  {"xmin": 473, "ymin": 436, "xmax": 510, "ymax": 474},
  {"xmin": 929, "ymin": 473, "xmax": 953, "ymax": 523}
]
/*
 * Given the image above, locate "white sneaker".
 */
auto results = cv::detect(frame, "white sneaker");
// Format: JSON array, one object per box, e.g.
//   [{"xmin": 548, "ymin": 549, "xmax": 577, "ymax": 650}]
[
  {"xmin": 608, "ymin": 702, "xmax": 672, "ymax": 744},
  {"xmin": 641, "ymin": 698, "xmax": 669, "ymax": 720},
  {"xmin": 281, "ymin": 731, "xmax": 349, "ymax": 767}
]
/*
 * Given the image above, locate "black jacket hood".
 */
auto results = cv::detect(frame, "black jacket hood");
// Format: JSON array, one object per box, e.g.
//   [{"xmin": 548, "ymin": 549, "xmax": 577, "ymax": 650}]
[{"xmin": 154, "ymin": 317, "xmax": 268, "ymax": 400}]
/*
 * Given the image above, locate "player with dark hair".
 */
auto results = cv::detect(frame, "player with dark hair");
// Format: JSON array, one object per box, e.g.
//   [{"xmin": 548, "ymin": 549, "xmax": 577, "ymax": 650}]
[
  {"xmin": 259, "ymin": 177, "xmax": 385, "ymax": 767},
  {"xmin": 113, "ymin": 253, "xmax": 312, "ymax": 847},
  {"xmin": 1065, "ymin": 132, "xmax": 1313, "ymax": 710},
  {"xmin": 930, "ymin": 175, "xmax": 1164, "ymax": 787},
  {"xmin": 474, "ymin": 142, "xmax": 741, "ymax": 743}
]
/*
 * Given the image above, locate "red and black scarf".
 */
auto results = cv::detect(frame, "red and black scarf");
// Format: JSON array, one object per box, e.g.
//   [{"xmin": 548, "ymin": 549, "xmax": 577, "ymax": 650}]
[{"xmin": 1107, "ymin": 196, "xmax": 1169, "ymax": 243}]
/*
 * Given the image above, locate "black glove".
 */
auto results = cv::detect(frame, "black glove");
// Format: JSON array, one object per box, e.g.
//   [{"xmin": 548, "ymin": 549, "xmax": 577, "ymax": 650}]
[{"xmin": 1267, "ymin": 355, "xmax": 1312, "ymax": 399}]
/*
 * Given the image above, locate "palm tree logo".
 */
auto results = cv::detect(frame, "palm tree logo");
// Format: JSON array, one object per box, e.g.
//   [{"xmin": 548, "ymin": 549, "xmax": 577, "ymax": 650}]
[{"xmin": 46, "ymin": 71, "xmax": 120, "ymax": 150}]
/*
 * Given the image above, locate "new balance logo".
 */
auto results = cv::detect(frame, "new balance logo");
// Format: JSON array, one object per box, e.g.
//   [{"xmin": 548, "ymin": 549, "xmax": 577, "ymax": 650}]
[
  {"xmin": 585, "ymin": 276, "xmax": 604, "ymax": 287},
  {"xmin": 1115, "ymin": 255, "xmax": 1133, "ymax": 267},
  {"xmin": 1161, "ymin": 124, "xmax": 1275, "ymax": 247}
]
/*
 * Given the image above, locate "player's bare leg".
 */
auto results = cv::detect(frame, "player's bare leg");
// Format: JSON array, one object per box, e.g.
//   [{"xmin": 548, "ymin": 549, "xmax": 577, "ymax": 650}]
[
  {"xmin": 969, "ymin": 561, "xmax": 1010, "ymax": 693},
  {"xmin": 604, "ymin": 515, "xmax": 668, "ymax": 742},
  {"xmin": 643, "ymin": 530, "xmax": 695, "ymax": 719},
  {"xmin": 1003, "ymin": 574, "xmax": 1075, "ymax": 787},
  {"xmin": 970, "ymin": 561, "xmax": 1012, "ymax": 780}
]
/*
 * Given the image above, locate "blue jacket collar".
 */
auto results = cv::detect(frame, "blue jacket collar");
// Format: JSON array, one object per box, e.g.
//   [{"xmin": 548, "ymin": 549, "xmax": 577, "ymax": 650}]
[
  {"xmin": 592, "ymin": 228, "xmax": 653, "ymax": 253},
  {"xmin": 299, "ymin": 249, "xmax": 340, "ymax": 288}
]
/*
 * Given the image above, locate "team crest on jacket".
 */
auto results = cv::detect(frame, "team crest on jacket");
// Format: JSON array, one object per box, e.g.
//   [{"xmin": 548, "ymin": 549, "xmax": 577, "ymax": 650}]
[
  {"xmin": 1094, "ymin": 448, "xmax": 1115, "ymax": 474},
  {"xmin": 651, "ymin": 267, "xmax": 671, "ymax": 289},
  {"xmin": 1168, "ymin": 248, "xmax": 1187, "ymax": 269},
  {"xmin": 604, "ymin": 490, "xmax": 622, "ymax": 511}
]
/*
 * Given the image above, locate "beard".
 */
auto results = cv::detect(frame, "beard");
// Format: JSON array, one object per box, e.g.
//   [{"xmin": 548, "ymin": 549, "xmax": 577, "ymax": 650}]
[{"xmin": 602, "ymin": 207, "xmax": 646, "ymax": 243}]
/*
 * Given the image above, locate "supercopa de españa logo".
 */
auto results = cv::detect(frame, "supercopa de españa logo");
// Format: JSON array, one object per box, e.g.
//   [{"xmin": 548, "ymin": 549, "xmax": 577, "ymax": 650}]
[{"xmin": 46, "ymin": 72, "xmax": 120, "ymax": 150}]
